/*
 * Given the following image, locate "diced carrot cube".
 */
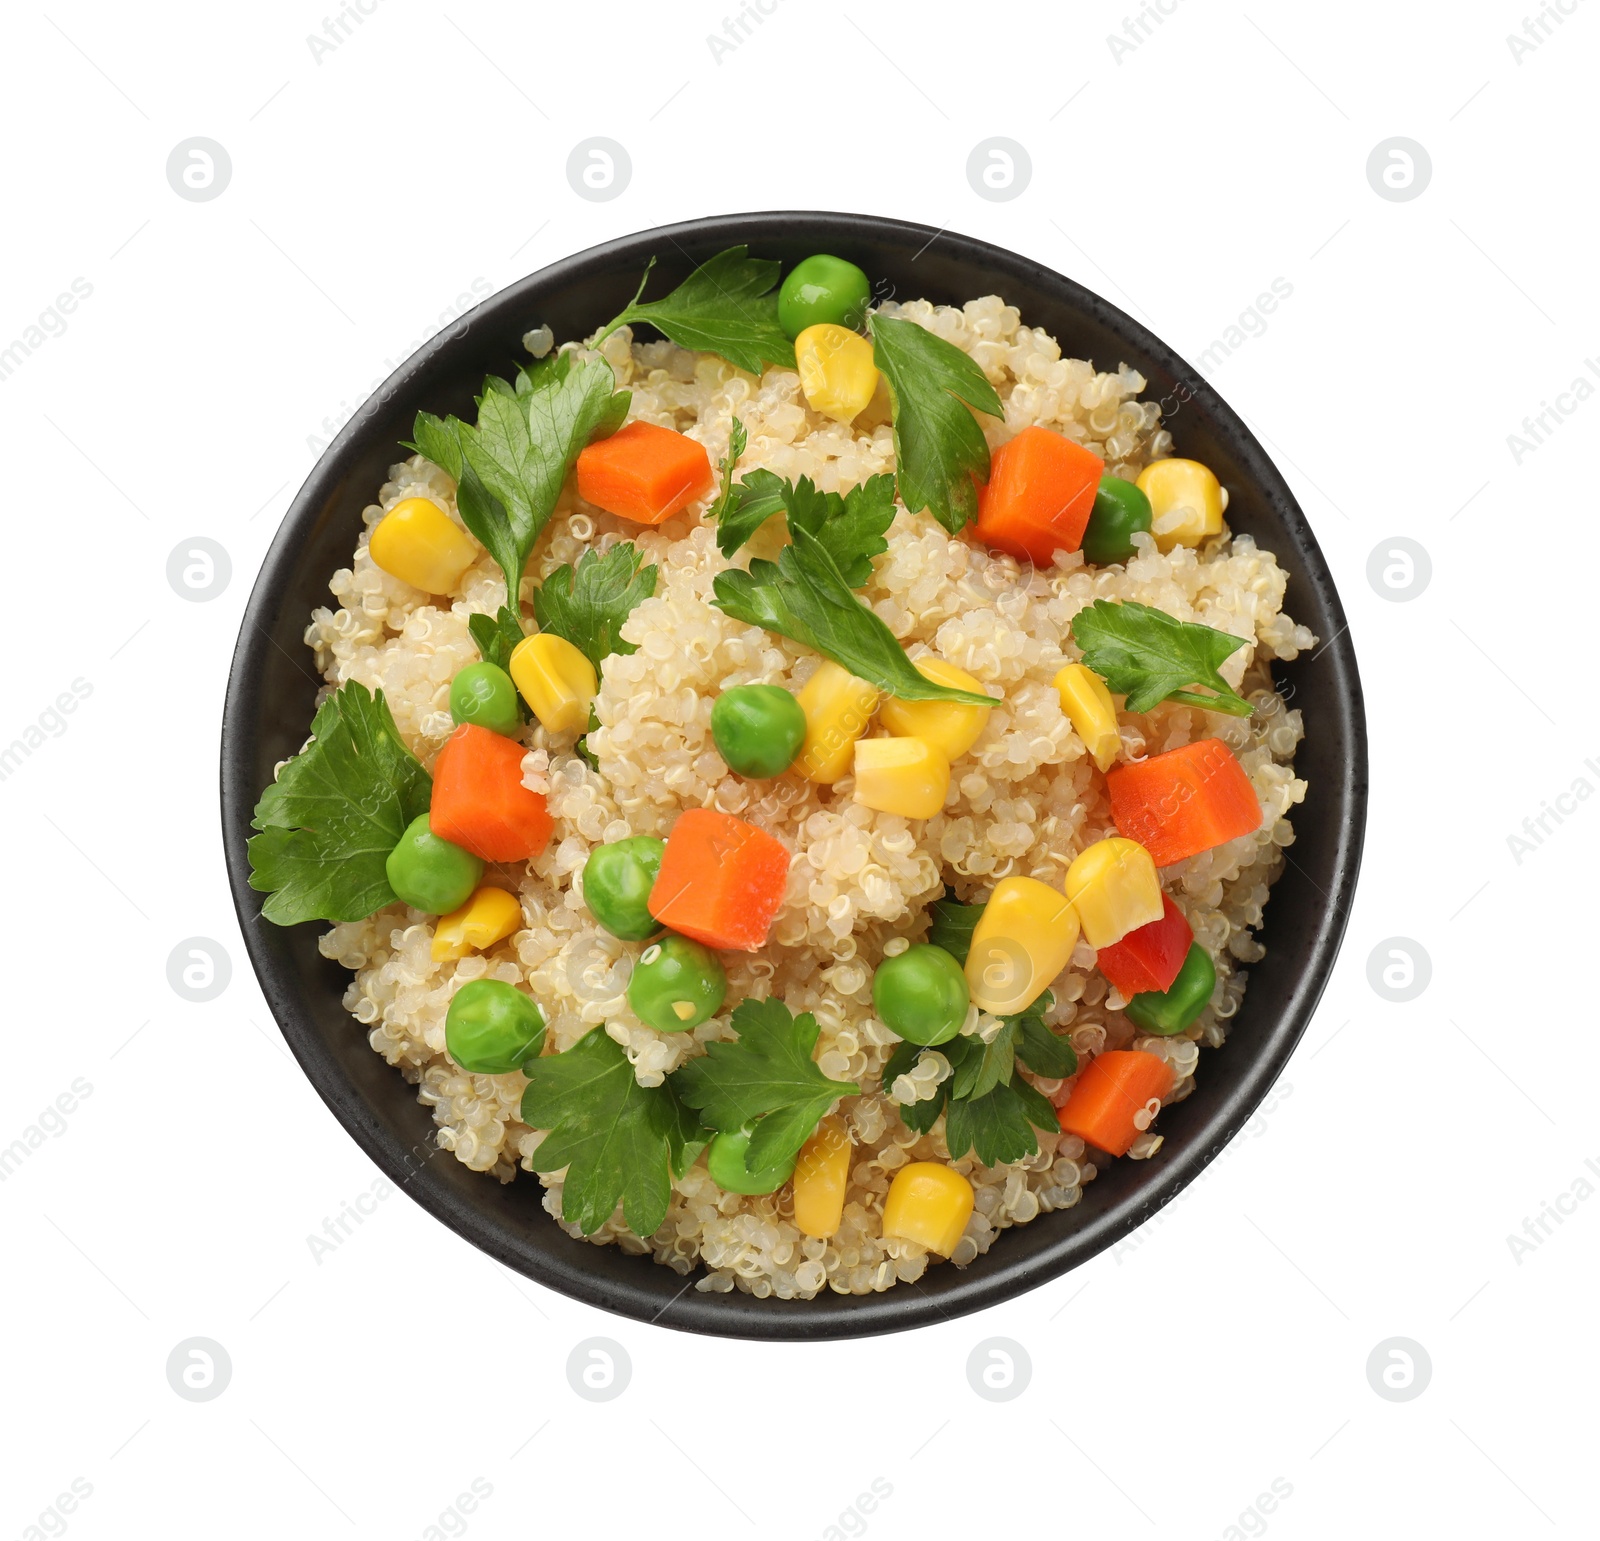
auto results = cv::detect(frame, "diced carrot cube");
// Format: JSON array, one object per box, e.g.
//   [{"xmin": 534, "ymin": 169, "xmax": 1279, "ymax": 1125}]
[
  {"xmin": 974, "ymin": 426, "xmax": 1104, "ymax": 564},
  {"xmin": 647, "ymin": 808, "xmax": 790, "ymax": 952},
  {"xmin": 429, "ymin": 723, "xmax": 553, "ymax": 863},
  {"xmin": 1057, "ymin": 1050, "xmax": 1174, "ymax": 1156},
  {"xmin": 1105, "ymin": 738, "xmax": 1261, "ymax": 868},
  {"xmin": 575, "ymin": 420, "xmax": 714, "ymax": 526}
]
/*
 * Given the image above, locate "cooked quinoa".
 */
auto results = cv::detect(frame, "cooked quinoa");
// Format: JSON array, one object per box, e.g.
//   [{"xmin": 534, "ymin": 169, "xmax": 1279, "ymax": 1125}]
[{"xmin": 304, "ymin": 293, "xmax": 1314, "ymax": 1300}]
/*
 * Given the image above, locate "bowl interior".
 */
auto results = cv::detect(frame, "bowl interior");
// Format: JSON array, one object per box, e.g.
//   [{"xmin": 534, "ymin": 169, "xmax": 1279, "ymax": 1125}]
[{"xmin": 221, "ymin": 212, "xmax": 1366, "ymax": 1339}]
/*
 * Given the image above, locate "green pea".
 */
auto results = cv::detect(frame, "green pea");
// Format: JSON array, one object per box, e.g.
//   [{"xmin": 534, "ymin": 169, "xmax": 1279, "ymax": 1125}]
[
  {"xmin": 1081, "ymin": 474, "xmax": 1153, "ymax": 566},
  {"xmin": 711, "ymin": 684, "xmax": 807, "ymax": 779},
  {"xmin": 583, "ymin": 837, "xmax": 665, "ymax": 941},
  {"xmin": 385, "ymin": 813, "xmax": 483, "ymax": 914},
  {"xmin": 450, "ymin": 662, "xmax": 521, "ymax": 737},
  {"xmin": 628, "ymin": 933, "xmax": 726, "ymax": 1032},
  {"xmin": 445, "ymin": 979, "xmax": 546, "ymax": 1073},
  {"xmin": 778, "ymin": 254, "xmax": 873, "ymax": 339},
  {"xmin": 872, "ymin": 944, "xmax": 969, "ymax": 1046},
  {"xmin": 706, "ymin": 1126, "xmax": 796, "ymax": 1195},
  {"xmin": 1124, "ymin": 942, "xmax": 1216, "ymax": 1035}
]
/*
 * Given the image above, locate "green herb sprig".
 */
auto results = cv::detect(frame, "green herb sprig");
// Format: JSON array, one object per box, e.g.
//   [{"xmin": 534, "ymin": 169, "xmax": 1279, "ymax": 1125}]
[
  {"xmin": 467, "ymin": 607, "xmax": 525, "ymax": 673},
  {"xmin": 883, "ymin": 993, "xmax": 1076, "ymax": 1166},
  {"xmin": 868, "ymin": 312, "xmax": 1004, "ymax": 534},
  {"xmin": 247, "ymin": 681, "xmax": 432, "ymax": 925},
  {"xmin": 532, "ymin": 542, "xmax": 658, "ymax": 674},
  {"xmin": 712, "ymin": 524, "xmax": 993, "ymax": 706},
  {"xmin": 925, "ymin": 894, "xmax": 984, "ymax": 965},
  {"xmin": 520, "ymin": 1029, "xmax": 706, "ymax": 1237},
  {"xmin": 591, "ymin": 247, "xmax": 796, "ymax": 376},
  {"xmin": 708, "ymin": 418, "xmax": 750, "ymax": 526},
  {"xmin": 674, "ymin": 998, "xmax": 860, "ymax": 1175},
  {"xmin": 1070, "ymin": 599, "xmax": 1253, "ymax": 716},
  {"xmin": 716, "ymin": 466, "xmax": 897, "ymax": 590},
  {"xmin": 407, "ymin": 353, "xmax": 628, "ymax": 610}
]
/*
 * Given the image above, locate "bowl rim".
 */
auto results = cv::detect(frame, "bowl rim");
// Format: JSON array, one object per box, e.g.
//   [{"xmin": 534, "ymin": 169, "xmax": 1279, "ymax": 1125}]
[{"xmin": 221, "ymin": 210, "xmax": 1367, "ymax": 1339}]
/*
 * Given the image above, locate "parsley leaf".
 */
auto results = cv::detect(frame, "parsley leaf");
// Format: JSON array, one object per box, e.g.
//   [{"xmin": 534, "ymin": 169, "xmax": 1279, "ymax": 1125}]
[
  {"xmin": 709, "ymin": 417, "xmax": 749, "ymax": 526},
  {"xmin": 520, "ymin": 1029, "xmax": 705, "ymax": 1237},
  {"xmin": 881, "ymin": 995, "xmax": 1074, "ymax": 1164},
  {"xmin": 712, "ymin": 524, "xmax": 994, "ymax": 705},
  {"xmin": 716, "ymin": 469, "xmax": 897, "ymax": 589},
  {"xmin": 926, "ymin": 895, "xmax": 983, "ymax": 965},
  {"xmin": 674, "ymin": 998, "xmax": 859, "ymax": 1172},
  {"xmin": 593, "ymin": 247, "xmax": 796, "ymax": 376},
  {"xmin": 950, "ymin": 1026, "xmax": 1016, "ymax": 1102},
  {"xmin": 407, "ymin": 353, "xmax": 629, "ymax": 605},
  {"xmin": 1070, "ymin": 599, "xmax": 1253, "ymax": 716},
  {"xmin": 781, "ymin": 474, "xmax": 897, "ymax": 587},
  {"xmin": 468, "ymin": 605, "xmax": 526, "ymax": 672},
  {"xmin": 1016, "ymin": 1007, "xmax": 1078, "ymax": 1079},
  {"xmin": 1017, "ymin": 1004, "xmax": 1081, "ymax": 1081},
  {"xmin": 575, "ymin": 706, "xmax": 601, "ymax": 770},
  {"xmin": 531, "ymin": 542, "xmax": 658, "ymax": 674},
  {"xmin": 868, "ymin": 313, "xmax": 1003, "ymax": 534},
  {"xmin": 946, "ymin": 1073, "xmax": 1058, "ymax": 1167},
  {"xmin": 248, "ymin": 681, "xmax": 432, "ymax": 925},
  {"xmin": 714, "ymin": 466, "xmax": 789, "ymax": 557},
  {"xmin": 882, "ymin": 1034, "xmax": 961, "ymax": 1135},
  {"xmin": 408, "ymin": 410, "xmax": 463, "ymax": 478}
]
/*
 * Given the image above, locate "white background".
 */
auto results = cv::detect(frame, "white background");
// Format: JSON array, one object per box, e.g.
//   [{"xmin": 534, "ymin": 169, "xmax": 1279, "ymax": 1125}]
[{"xmin": 2, "ymin": 2, "xmax": 1594, "ymax": 1537}]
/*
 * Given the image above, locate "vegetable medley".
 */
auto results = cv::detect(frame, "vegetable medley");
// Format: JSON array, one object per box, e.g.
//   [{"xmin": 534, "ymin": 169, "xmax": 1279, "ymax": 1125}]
[{"xmin": 251, "ymin": 247, "xmax": 1313, "ymax": 1296}]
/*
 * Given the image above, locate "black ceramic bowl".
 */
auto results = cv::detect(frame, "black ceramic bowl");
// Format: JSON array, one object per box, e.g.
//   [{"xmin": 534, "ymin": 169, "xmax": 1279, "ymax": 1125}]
[{"xmin": 221, "ymin": 212, "xmax": 1366, "ymax": 1340}]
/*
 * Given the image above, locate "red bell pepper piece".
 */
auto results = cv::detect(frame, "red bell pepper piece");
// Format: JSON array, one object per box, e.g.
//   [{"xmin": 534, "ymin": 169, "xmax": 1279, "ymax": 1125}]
[{"xmin": 1096, "ymin": 893, "xmax": 1192, "ymax": 998}]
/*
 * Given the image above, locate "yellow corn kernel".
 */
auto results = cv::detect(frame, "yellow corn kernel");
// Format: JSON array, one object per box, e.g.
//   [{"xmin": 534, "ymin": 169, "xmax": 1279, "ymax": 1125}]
[
  {"xmin": 508, "ymin": 632, "xmax": 597, "ymax": 735},
  {"xmin": 965, "ymin": 874, "xmax": 1081, "ymax": 1015},
  {"xmin": 1054, "ymin": 663, "xmax": 1120, "ymax": 772},
  {"xmin": 795, "ymin": 323, "xmax": 880, "ymax": 424},
  {"xmin": 794, "ymin": 660, "xmax": 880, "ymax": 784},
  {"xmin": 879, "ymin": 658, "xmax": 992, "ymax": 761},
  {"xmin": 431, "ymin": 886, "xmax": 523, "ymax": 962},
  {"xmin": 1136, "ymin": 458, "xmax": 1226, "ymax": 553},
  {"xmin": 1065, "ymin": 836, "xmax": 1163, "ymax": 949},
  {"xmin": 882, "ymin": 1162, "xmax": 974, "ymax": 1256},
  {"xmin": 368, "ymin": 497, "xmax": 478, "ymax": 593},
  {"xmin": 852, "ymin": 736, "xmax": 950, "ymax": 819},
  {"xmin": 793, "ymin": 1116, "xmax": 852, "ymax": 1239}
]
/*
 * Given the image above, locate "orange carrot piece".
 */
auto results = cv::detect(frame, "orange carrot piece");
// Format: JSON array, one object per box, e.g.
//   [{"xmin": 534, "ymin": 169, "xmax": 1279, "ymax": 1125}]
[
  {"xmin": 429, "ymin": 724, "xmax": 552, "ymax": 863},
  {"xmin": 575, "ymin": 420, "xmax": 714, "ymax": 526},
  {"xmin": 1056, "ymin": 1050, "xmax": 1174, "ymax": 1156},
  {"xmin": 647, "ymin": 808, "xmax": 791, "ymax": 952},
  {"xmin": 1105, "ymin": 738, "xmax": 1261, "ymax": 867},
  {"xmin": 974, "ymin": 426, "xmax": 1104, "ymax": 564}
]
